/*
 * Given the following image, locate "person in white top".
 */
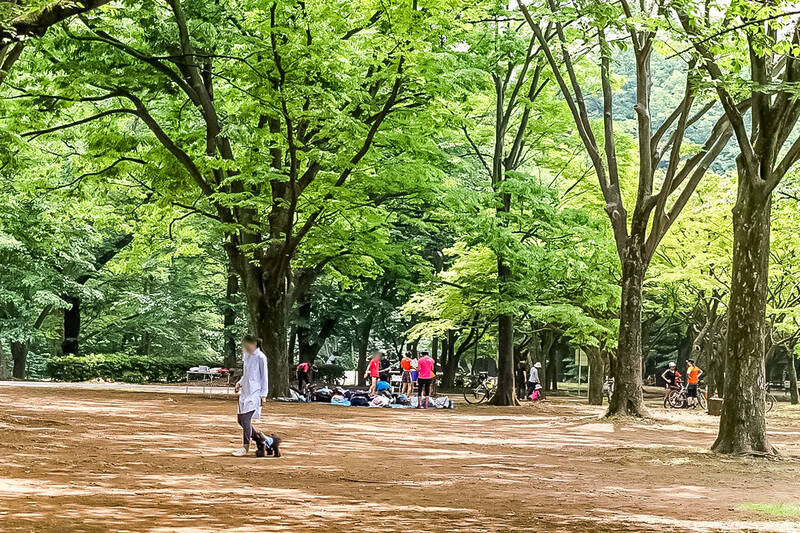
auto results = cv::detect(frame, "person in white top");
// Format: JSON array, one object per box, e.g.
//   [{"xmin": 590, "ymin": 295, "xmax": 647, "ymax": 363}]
[
  {"xmin": 232, "ymin": 335, "xmax": 280, "ymax": 457},
  {"xmin": 527, "ymin": 362, "xmax": 542, "ymax": 398}
]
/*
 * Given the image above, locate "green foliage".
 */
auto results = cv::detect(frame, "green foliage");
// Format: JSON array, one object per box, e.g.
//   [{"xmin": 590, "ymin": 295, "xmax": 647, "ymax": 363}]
[
  {"xmin": 47, "ymin": 352, "xmax": 221, "ymax": 382},
  {"xmin": 313, "ymin": 363, "xmax": 345, "ymax": 383}
]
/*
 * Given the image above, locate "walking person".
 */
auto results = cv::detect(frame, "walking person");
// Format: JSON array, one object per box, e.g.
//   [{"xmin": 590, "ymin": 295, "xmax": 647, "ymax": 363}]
[
  {"xmin": 233, "ymin": 335, "xmax": 280, "ymax": 458},
  {"xmin": 416, "ymin": 351, "xmax": 435, "ymax": 408}
]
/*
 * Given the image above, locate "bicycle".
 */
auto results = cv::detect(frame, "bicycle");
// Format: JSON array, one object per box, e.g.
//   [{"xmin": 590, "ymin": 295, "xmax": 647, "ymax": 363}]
[
  {"xmin": 766, "ymin": 386, "xmax": 776, "ymax": 413},
  {"xmin": 463, "ymin": 372, "xmax": 497, "ymax": 404},
  {"xmin": 665, "ymin": 382, "xmax": 707, "ymax": 410},
  {"xmin": 603, "ymin": 377, "xmax": 614, "ymax": 404}
]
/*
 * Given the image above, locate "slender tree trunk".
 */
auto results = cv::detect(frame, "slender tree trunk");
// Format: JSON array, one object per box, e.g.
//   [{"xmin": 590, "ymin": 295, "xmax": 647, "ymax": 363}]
[
  {"xmin": 223, "ymin": 270, "xmax": 239, "ymax": 370},
  {"xmin": 787, "ymin": 347, "xmax": 798, "ymax": 405},
  {"xmin": 586, "ymin": 347, "xmax": 605, "ymax": 406},
  {"xmin": 11, "ymin": 341, "xmax": 26, "ymax": 379},
  {"xmin": 61, "ymin": 296, "xmax": 80, "ymax": 355},
  {"xmin": 356, "ymin": 316, "xmax": 373, "ymax": 387},
  {"xmin": 713, "ymin": 184, "xmax": 776, "ymax": 455},
  {"xmin": 490, "ymin": 312, "xmax": 517, "ymax": 405},
  {"xmin": 0, "ymin": 340, "xmax": 9, "ymax": 380},
  {"xmin": 607, "ymin": 244, "xmax": 648, "ymax": 417}
]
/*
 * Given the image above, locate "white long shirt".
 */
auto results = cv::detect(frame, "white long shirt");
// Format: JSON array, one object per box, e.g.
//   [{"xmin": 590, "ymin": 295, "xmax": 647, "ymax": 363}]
[
  {"xmin": 528, "ymin": 366, "xmax": 540, "ymax": 383},
  {"xmin": 237, "ymin": 348, "xmax": 269, "ymax": 418}
]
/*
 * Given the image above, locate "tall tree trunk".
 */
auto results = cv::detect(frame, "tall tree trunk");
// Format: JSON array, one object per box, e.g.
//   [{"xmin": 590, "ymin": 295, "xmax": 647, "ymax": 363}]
[
  {"xmin": 490, "ymin": 312, "xmax": 517, "ymax": 405},
  {"xmin": 586, "ymin": 346, "xmax": 605, "ymax": 406},
  {"xmin": 60, "ymin": 233, "xmax": 133, "ymax": 356},
  {"xmin": 607, "ymin": 245, "xmax": 648, "ymax": 417},
  {"xmin": 787, "ymin": 347, "xmax": 798, "ymax": 405},
  {"xmin": 223, "ymin": 270, "xmax": 239, "ymax": 370},
  {"xmin": 11, "ymin": 341, "xmax": 26, "ymax": 379},
  {"xmin": 537, "ymin": 330, "xmax": 553, "ymax": 399},
  {"xmin": 713, "ymin": 184, "xmax": 776, "ymax": 455},
  {"xmin": 0, "ymin": 340, "xmax": 9, "ymax": 380},
  {"xmin": 61, "ymin": 296, "xmax": 80, "ymax": 355},
  {"xmin": 238, "ymin": 265, "xmax": 291, "ymax": 398},
  {"xmin": 355, "ymin": 315, "xmax": 373, "ymax": 387}
]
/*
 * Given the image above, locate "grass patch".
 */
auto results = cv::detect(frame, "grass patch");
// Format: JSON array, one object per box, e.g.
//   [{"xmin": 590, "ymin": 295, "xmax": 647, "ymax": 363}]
[{"xmin": 737, "ymin": 503, "xmax": 800, "ymax": 518}]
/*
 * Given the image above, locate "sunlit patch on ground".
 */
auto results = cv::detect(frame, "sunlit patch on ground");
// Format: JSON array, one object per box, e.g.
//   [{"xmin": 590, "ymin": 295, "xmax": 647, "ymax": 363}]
[{"xmin": 1, "ymin": 384, "xmax": 799, "ymax": 532}]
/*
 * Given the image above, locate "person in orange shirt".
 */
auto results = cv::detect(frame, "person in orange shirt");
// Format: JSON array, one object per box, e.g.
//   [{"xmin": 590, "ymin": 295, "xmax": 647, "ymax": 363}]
[
  {"xmin": 400, "ymin": 353, "xmax": 413, "ymax": 396},
  {"xmin": 686, "ymin": 359, "xmax": 703, "ymax": 409}
]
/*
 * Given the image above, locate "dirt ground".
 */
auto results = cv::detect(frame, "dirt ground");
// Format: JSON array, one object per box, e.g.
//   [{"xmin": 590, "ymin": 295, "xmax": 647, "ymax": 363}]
[{"xmin": 1, "ymin": 385, "xmax": 800, "ymax": 532}]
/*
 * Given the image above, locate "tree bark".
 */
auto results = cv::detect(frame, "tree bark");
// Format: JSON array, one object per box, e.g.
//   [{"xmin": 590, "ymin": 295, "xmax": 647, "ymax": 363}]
[
  {"xmin": 607, "ymin": 245, "xmax": 649, "ymax": 417},
  {"xmin": 11, "ymin": 341, "xmax": 26, "ymax": 379},
  {"xmin": 0, "ymin": 340, "xmax": 9, "ymax": 380},
  {"xmin": 586, "ymin": 346, "xmax": 605, "ymax": 406},
  {"xmin": 60, "ymin": 233, "xmax": 133, "ymax": 355},
  {"xmin": 489, "ymin": 312, "xmax": 517, "ymax": 405},
  {"xmin": 222, "ymin": 269, "xmax": 239, "ymax": 370},
  {"xmin": 787, "ymin": 347, "xmax": 798, "ymax": 405},
  {"xmin": 712, "ymin": 184, "xmax": 776, "ymax": 455},
  {"xmin": 355, "ymin": 315, "xmax": 373, "ymax": 387},
  {"xmin": 61, "ymin": 296, "xmax": 80, "ymax": 355}
]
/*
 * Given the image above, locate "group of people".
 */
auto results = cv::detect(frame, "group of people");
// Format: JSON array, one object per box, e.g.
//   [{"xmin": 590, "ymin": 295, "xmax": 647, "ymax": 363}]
[
  {"xmin": 515, "ymin": 360, "xmax": 544, "ymax": 401},
  {"xmin": 231, "ymin": 339, "xmax": 447, "ymax": 457},
  {"xmin": 661, "ymin": 359, "xmax": 703, "ymax": 408},
  {"xmin": 365, "ymin": 350, "xmax": 437, "ymax": 408}
]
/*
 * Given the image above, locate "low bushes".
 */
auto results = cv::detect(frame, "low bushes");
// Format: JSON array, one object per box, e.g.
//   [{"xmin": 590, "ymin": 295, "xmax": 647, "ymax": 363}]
[
  {"xmin": 314, "ymin": 363, "xmax": 345, "ymax": 383},
  {"xmin": 47, "ymin": 353, "xmax": 221, "ymax": 383}
]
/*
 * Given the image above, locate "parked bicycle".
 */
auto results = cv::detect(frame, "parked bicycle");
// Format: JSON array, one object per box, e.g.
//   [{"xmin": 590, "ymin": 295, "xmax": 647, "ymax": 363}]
[
  {"xmin": 603, "ymin": 376, "xmax": 614, "ymax": 404},
  {"xmin": 766, "ymin": 386, "xmax": 777, "ymax": 413},
  {"xmin": 463, "ymin": 372, "xmax": 497, "ymax": 404}
]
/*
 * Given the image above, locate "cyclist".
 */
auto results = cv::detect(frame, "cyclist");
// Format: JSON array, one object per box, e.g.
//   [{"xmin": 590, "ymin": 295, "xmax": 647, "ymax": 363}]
[
  {"xmin": 686, "ymin": 359, "xmax": 703, "ymax": 409},
  {"xmin": 660, "ymin": 362, "xmax": 680, "ymax": 401}
]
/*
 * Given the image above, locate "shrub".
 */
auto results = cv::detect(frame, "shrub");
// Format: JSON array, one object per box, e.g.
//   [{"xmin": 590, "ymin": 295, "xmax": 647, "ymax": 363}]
[
  {"xmin": 46, "ymin": 353, "xmax": 221, "ymax": 383},
  {"xmin": 314, "ymin": 363, "xmax": 345, "ymax": 383}
]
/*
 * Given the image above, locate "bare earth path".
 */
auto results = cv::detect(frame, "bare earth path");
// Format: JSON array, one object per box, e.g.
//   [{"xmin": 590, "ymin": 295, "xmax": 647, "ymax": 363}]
[{"xmin": 1, "ymin": 385, "xmax": 799, "ymax": 532}]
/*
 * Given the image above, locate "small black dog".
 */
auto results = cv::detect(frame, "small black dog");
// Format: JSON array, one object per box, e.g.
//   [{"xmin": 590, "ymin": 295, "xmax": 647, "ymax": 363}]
[
  {"xmin": 254, "ymin": 432, "xmax": 268, "ymax": 458},
  {"xmin": 254, "ymin": 432, "xmax": 281, "ymax": 458},
  {"xmin": 268, "ymin": 434, "xmax": 282, "ymax": 458}
]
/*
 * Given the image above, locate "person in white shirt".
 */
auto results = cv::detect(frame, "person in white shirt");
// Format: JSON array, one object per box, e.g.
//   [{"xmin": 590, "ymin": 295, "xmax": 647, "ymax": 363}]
[
  {"xmin": 232, "ymin": 335, "xmax": 280, "ymax": 457},
  {"xmin": 527, "ymin": 362, "xmax": 542, "ymax": 398}
]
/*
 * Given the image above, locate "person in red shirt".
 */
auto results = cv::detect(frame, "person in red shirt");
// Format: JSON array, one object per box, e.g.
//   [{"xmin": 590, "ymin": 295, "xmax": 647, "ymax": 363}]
[
  {"xmin": 400, "ymin": 354, "xmax": 413, "ymax": 396},
  {"xmin": 416, "ymin": 351, "xmax": 435, "ymax": 408},
  {"xmin": 364, "ymin": 351, "xmax": 381, "ymax": 395}
]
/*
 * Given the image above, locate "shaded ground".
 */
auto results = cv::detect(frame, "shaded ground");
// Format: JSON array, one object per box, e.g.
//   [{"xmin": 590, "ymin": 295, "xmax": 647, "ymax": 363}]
[{"xmin": 1, "ymin": 385, "xmax": 799, "ymax": 532}]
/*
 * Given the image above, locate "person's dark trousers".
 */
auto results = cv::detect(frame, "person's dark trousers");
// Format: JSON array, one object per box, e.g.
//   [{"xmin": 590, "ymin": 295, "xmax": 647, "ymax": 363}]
[
  {"xmin": 517, "ymin": 380, "xmax": 527, "ymax": 399},
  {"xmin": 237, "ymin": 410, "xmax": 259, "ymax": 446}
]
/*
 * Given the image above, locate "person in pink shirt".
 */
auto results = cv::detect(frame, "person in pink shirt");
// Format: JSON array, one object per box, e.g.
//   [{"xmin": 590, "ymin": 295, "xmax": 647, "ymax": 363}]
[{"xmin": 416, "ymin": 351, "xmax": 435, "ymax": 408}]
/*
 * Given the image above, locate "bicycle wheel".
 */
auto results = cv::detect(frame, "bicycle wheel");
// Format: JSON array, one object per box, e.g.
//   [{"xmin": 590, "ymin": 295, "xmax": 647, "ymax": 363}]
[
  {"xmin": 464, "ymin": 384, "xmax": 488, "ymax": 404},
  {"xmin": 698, "ymin": 389, "xmax": 708, "ymax": 410},
  {"xmin": 766, "ymin": 393, "xmax": 775, "ymax": 413},
  {"xmin": 668, "ymin": 391, "xmax": 686, "ymax": 409}
]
